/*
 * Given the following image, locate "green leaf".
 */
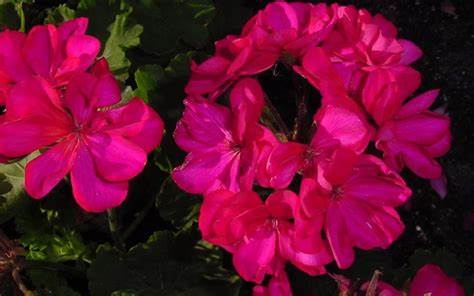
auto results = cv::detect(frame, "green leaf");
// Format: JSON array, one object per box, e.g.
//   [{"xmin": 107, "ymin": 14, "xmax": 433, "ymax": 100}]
[
  {"xmin": 133, "ymin": 64, "xmax": 164, "ymax": 102},
  {"xmin": 28, "ymin": 269, "xmax": 81, "ymax": 296},
  {"xmin": 16, "ymin": 204, "xmax": 89, "ymax": 263},
  {"xmin": 131, "ymin": 0, "xmax": 212, "ymax": 55},
  {"xmin": 88, "ymin": 230, "xmax": 238, "ymax": 295},
  {"xmin": 0, "ymin": 154, "xmax": 36, "ymax": 224},
  {"xmin": 44, "ymin": 4, "xmax": 76, "ymax": 24},
  {"xmin": 77, "ymin": 0, "xmax": 143, "ymax": 80}
]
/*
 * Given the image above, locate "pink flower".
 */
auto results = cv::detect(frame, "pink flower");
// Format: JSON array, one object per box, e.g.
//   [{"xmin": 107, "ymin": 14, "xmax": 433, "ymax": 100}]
[
  {"xmin": 242, "ymin": 2, "xmax": 338, "ymax": 58},
  {"xmin": 253, "ymin": 272, "xmax": 293, "ymax": 296},
  {"xmin": 264, "ymin": 101, "xmax": 370, "ymax": 189},
  {"xmin": 0, "ymin": 18, "xmax": 100, "ymax": 103},
  {"xmin": 199, "ymin": 189, "xmax": 332, "ymax": 284},
  {"xmin": 375, "ymin": 89, "xmax": 451, "ymax": 179},
  {"xmin": 322, "ymin": 6, "xmax": 422, "ymax": 99},
  {"xmin": 0, "ymin": 69, "xmax": 163, "ymax": 212},
  {"xmin": 361, "ymin": 280, "xmax": 403, "ymax": 296},
  {"xmin": 298, "ymin": 150, "xmax": 411, "ymax": 268},
  {"xmin": 409, "ymin": 264, "xmax": 464, "ymax": 296},
  {"xmin": 185, "ymin": 36, "xmax": 278, "ymax": 100},
  {"xmin": 361, "ymin": 264, "xmax": 464, "ymax": 296},
  {"xmin": 173, "ymin": 78, "xmax": 274, "ymax": 194}
]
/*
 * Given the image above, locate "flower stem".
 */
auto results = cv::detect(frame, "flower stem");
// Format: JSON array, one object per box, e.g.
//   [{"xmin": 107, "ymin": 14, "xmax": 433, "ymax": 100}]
[
  {"xmin": 15, "ymin": 2, "xmax": 25, "ymax": 33},
  {"xmin": 263, "ymin": 93, "xmax": 290, "ymax": 139},
  {"xmin": 107, "ymin": 209, "xmax": 126, "ymax": 251}
]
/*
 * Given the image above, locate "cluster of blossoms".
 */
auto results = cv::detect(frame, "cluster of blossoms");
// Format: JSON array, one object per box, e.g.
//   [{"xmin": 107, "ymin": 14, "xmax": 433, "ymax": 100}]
[
  {"xmin": 172, "ymin": 2, "xmax": 454, "ymax": 295},
  {"xmin": 0, "ymin": 18, "xmax": 164, "ymax": 212}
]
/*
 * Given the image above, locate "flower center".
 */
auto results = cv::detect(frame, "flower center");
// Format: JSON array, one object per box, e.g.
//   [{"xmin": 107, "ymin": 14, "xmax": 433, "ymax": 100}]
[{"xmin": 331, "ymin": 187, "xmax": 344, "ymax": 200}]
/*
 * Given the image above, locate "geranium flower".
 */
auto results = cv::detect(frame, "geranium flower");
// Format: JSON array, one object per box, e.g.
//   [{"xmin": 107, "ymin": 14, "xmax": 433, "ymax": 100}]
[
  {"xmin": 199, "ymin": 189, "xmax": 332, "ymax": 284},
  {"xmin": 375, "ymin": 89, "xmax": 451, "ymax": 179},
  {"xmin": 361, "ymin": 264, "xmax": 464, "ymax": 296},
  {"xmin": 241, "ymin": 2, "xmax": 338, "ymax": 58},
  {"xmin": 298, "ymin": 150, "xmax": 411, "ymax": 268},
  {"xmin": 185, "ymin": 36, "xmax": 278, "ymax": 100},
  {"xmin": 409, "ymin": 264, "xmax": 464, "ymax": 296},
  {"xmin": 173, "ymin": 78, "xmax": 274, "ymax": 194},
  {"xmin": 253, "ymin": 271, "xmax": 293, "ymax": 296},
  {"xmin": 0, "ymin": 18, "xmax": 100, "ymax": 103},
  {"xmin": 322, "ymin": 6, "xmax": 422, "ymax": 99},
  {"xmin": 0, "ymin": 69, "xmax": 163, "ymax": 212},
  {"xmin": 264, "ymin": 102, "xmax": 370, "ymax": 189}
]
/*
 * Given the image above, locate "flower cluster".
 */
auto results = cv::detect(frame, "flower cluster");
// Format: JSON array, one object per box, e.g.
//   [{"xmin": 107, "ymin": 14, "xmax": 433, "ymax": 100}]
[
  {"xmin": 0, "ymin": 18, "xmax": 164, "ymax": 212},
  {"xmin": 173, "ymin": 2, "xmax": 451, "ymax": 294}
]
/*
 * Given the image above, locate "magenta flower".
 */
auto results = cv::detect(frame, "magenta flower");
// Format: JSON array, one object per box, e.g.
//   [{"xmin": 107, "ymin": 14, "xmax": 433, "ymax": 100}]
[
  {"xmin": 253, "ymin": 271, "xmax": 293, "ymax": 296},
  {"xmin": 409, "ymin": 264, "xmax": 464, "ymax": 296},
  {"xmin": 0, "ymin": 18, "xmax": 100, "ymax": 103},
  {"xmin": 298, "ymin": 150, "xmax": 411, "ymax": 268},
  {"xmin": 375, "ymin": 89, "xmax": 451, "ymax": 179},
  {"xmin": 0, "ymin": 68, "xmax": 163, "ymax": 212},
  {"xmin": 185, "ymin": 36, "xmax": 278, "ymax": 100},
  {"xmin": 264, "ymin": 102, "xmax": 371, "ymax": 189},
  {"xmin": 361, "ymin": 264, "xmax": 464, "ymax": 296},
  {"xmin": 199, "ymin": 189, "xmax": 332, "ymax": 284},
  {"xmin": 323, "ymin": 5, "xmax": 422, "ymax": 99},
  {"xmin": 241, "ymin": 2, "xmax": 338, "ymax": 58},
  {"xmin": 173, "ymin": 78, "xmax": 274, "ymax": 194}
]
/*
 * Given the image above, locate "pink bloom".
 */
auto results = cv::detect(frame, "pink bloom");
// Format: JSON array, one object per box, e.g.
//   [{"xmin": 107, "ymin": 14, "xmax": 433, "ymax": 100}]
[
  {"xmin": 409, "ymin": 264, "xmax": 464, "ymax": 296},
  {"xmin": 185, "ymin": 36, "xmax": 278, "ymax": 100},
  {"xmin": 375, "ymin": 89, "xmax": 451, "ymax": 179},
  {"xmin": 173, "ymin": 78, "xmax": 274, "ymax": 194},
  {"xmin": 298, "ymin": 150, "xmax": 411, "ymax": 268},
  {"xmin": 0, "ymin": 70, "xmax": 163, "ymax": 212},
  {"xmin": 322, "ymin": 6, "xmax": 422, "ymax": 99},
  {"xmin": 242, "ymin": 2, "xmax": 338, "ymax": 58},
  {"xmin": 0, "ymin": 18, "xmax": 100, "ymax": 103},
  {"xmin": 253, "ymin": 272, "xmax": 293, "ymax": 296},
  {"xmin": 199, "ymin": 189, "xmax": 332, "ymax": 283},
  {"xmin": 360, "ymin": 280, "xmax": 403, "ymax": 296}
]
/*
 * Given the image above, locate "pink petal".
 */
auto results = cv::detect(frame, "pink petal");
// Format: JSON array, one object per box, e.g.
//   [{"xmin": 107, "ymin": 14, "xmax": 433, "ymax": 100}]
[
  {"xmin": 70, "ymin": 145, "xmax": 128, "ymax": 213},
  {"xmin": 398, "ymin": 142, "xmax": 443, "ymax": 179},
  {"xmin": 397, "ymin": 89, "xmax": 439, "ymax": 118},
  {"xmin": 398, "ymin": 39, "xmax": 423, "ymax": 65},
  {"xmin": 65, "ymin": 35, "xmax": 100, "ymax": 70},
  {"xmin": 425, "ymin": 131, "xmax": 451, "ymax": 157},
  {"xmin": 233, "ymin": 228, "xmax": 278, "ymax": 284},
  {"xmin": 86, "ymin": 133, "xmax": 147, "ymax": 182},
  {"xmin": 25, "ymin": 138, "xmax": 78, "ymax": 199},
  {"xmin": 64, "ymin": 73, "xmax": 97, "ymax": 124},
  {"xmin": 339, "ymin": 199, "xmax": 404, "ymax": 250},
  {"xmin": 173, "ymin": 99, "xmax": 232, "ymax": 152},
  {"xmin": 6, "ymin": 77, "xmax": 67, "ymax": 121},
  {"xmin": 345, "ymin": 176, "xmax": 410, "ymax": 207},
  {"xmin": 58, "ymin": 17, "xmax": 88, "ymax": 41},
  {"xmin": 267, "ymin": 142, "xmax": 307, "ymax": 189},
  {"xmin": 253, "ymin": 272, "xmax": 293, "ymax": 296},
  {"xmin": 430, "ymin": 174, "xmax": 448, "ymax": 199},
  {"xmin": 24, "ymin": 24, "xmax": 58, "ymax": 78},
  {"xmin": 230, "ymin": 78, "xmax": 265, "ymax": 142},
  {"xmin": 105, "ymin": 98, "xmax": 164, "ymax": 153},
  {"xmin": 172, "ymin": 149, "xmax": 239, "ymax": 194},
  {"xmin": 326, "ymin": 202, "xmax": 355, "ymax": 269},
  {"xmin": 184, "ymin": 57, "xmax": 231, "ymax": 95},
  {"xmin": 92, "ymin": 73, "xmax": 121, "ymax": 107},
  {"xmin": 315, "ymin": 105, "xmax": 370, "ymax": 154},
  {"xmin": 0, "ymin": 117, "xmax": 68, "ymax": 158},
  {"xmin": 394, "ymin": 113, "xmax": 450, "ymax": 146},
  {"xmin": 0, "ymin": 30, "xmax": 31, "ymax": 82},
  {"xmin": 409, "ymin": 264, "xmax": 464, "ymax": 296}
]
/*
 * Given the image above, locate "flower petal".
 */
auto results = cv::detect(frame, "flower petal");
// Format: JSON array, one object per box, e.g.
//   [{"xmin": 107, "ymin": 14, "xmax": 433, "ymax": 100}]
[
  {"xmin": 25, "ymin": 138, "xmax": 78, "ymax": 199},
  {"xmin": 70, "ymin": 145, "xmax": 128, "ymax": 213},
  {"xmin": 87, "ymin": 133, "xmax": 147, "ymax": 182}
]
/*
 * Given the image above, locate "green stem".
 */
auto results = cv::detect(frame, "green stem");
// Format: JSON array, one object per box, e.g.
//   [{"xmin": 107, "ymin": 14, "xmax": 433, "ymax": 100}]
[
  {"xmin": 107, "ymin": 209, "xmax": 125, "ymax": 251},
  {"xmin": 15, "ymin": 2, "xmax": 25, "ymax": 33},
  {"xmin": 263, "ymin": 93, "xmax": 290, "ymax": 138}
]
